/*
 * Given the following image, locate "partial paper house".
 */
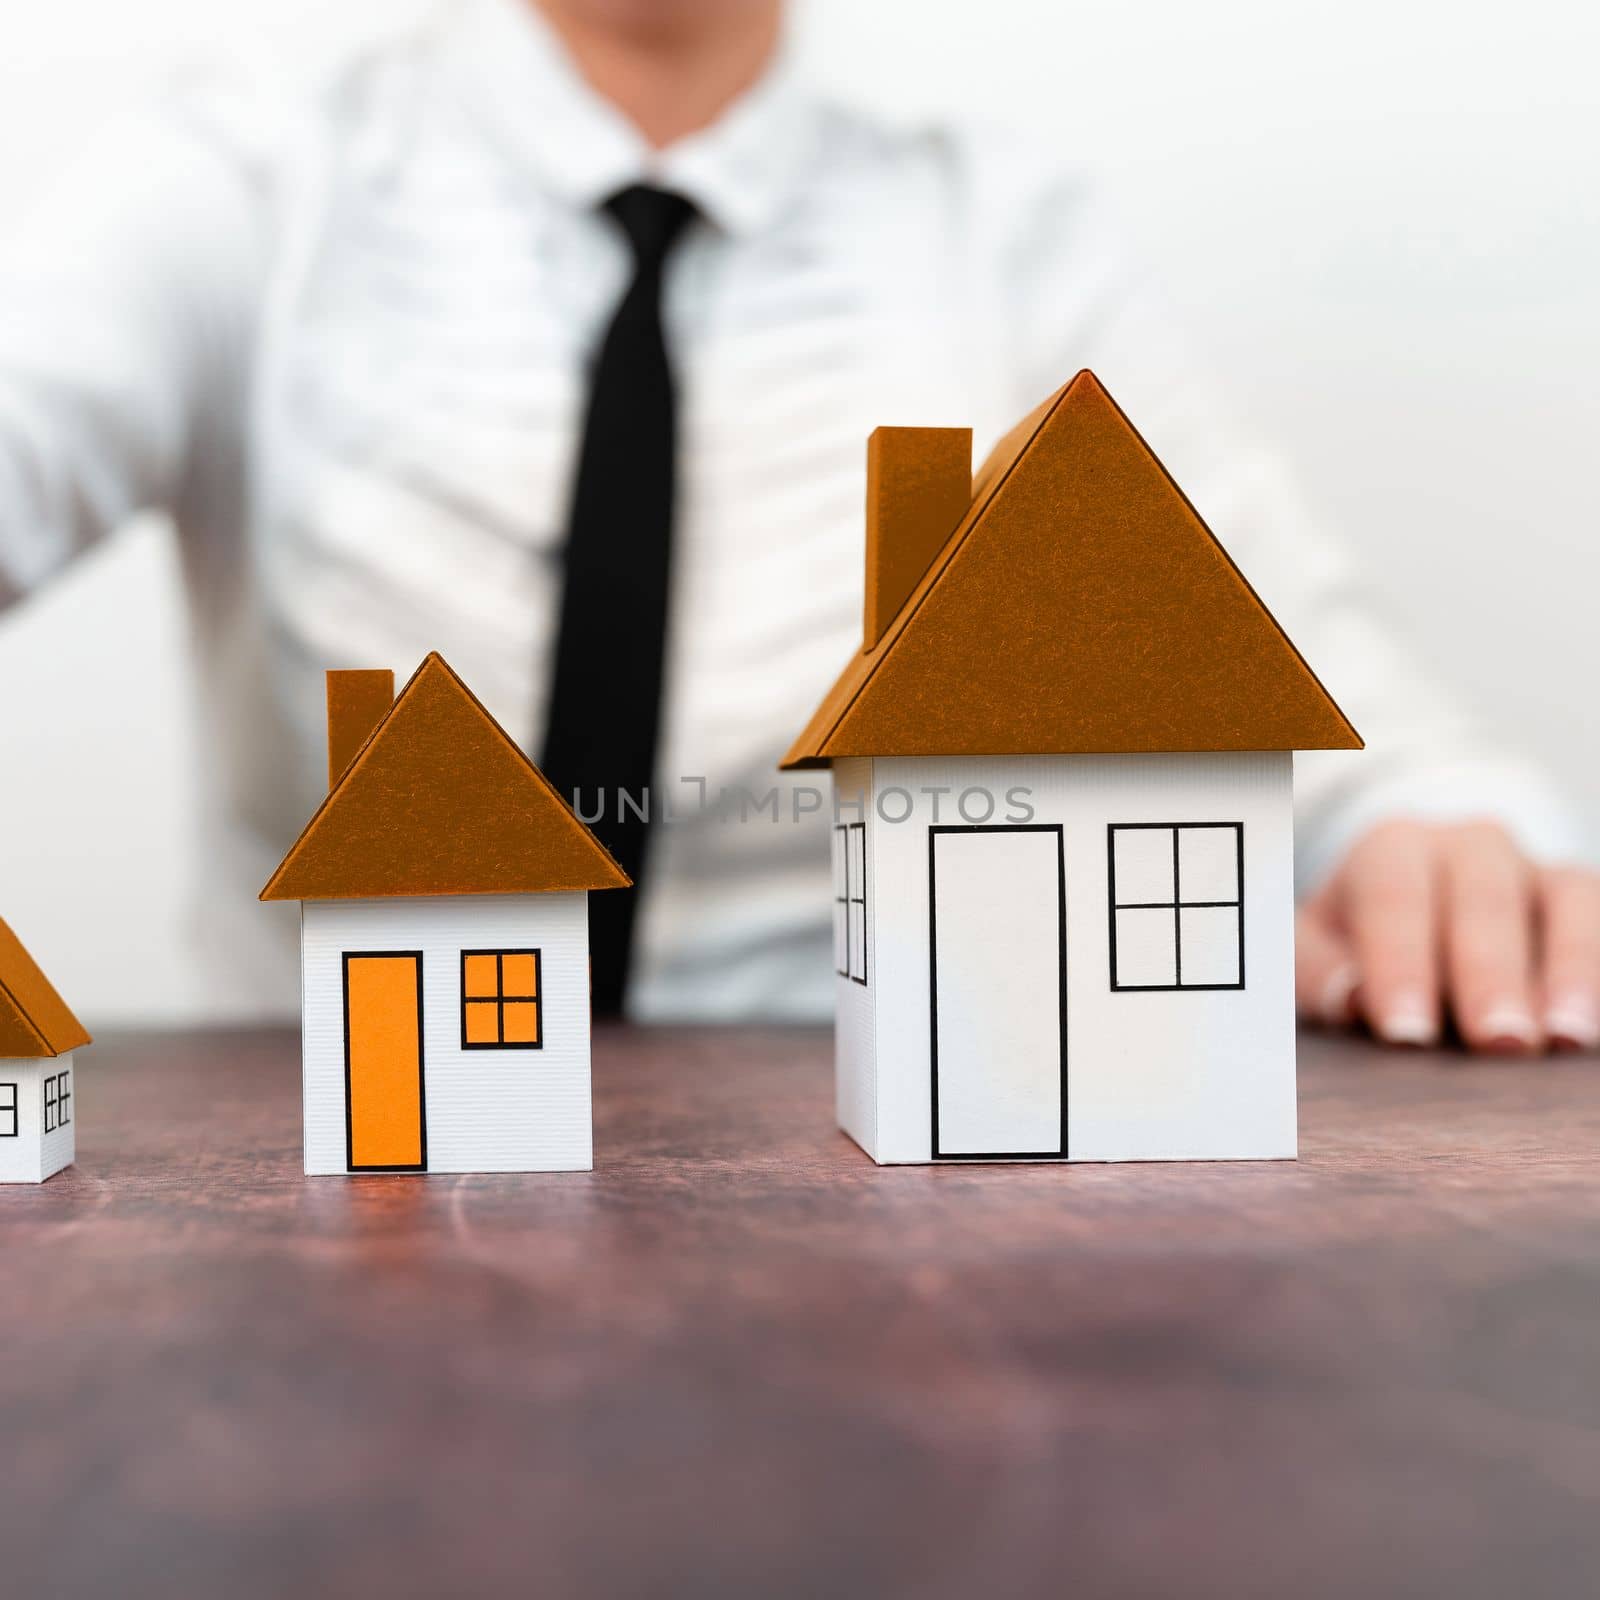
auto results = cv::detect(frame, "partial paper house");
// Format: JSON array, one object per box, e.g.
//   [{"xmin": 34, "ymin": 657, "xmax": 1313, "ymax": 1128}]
[
  {"xmin": 0, "ymin": 916, "xmax": 91, "ymax": 1184},
  {"xmin": 783, "ymin": 370, "xmax": 1362, "ymax": 1164}
]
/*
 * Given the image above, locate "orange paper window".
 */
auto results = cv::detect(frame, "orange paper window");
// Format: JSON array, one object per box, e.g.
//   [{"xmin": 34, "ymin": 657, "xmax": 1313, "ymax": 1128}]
[
  {"xmin": 460, "ymin": 949, "xmax": 543, "ymax": 1050},
  {"xmin": 463, "ymin": 954, "xmax": 500, "ymax": 998},
  {"xmin": 501, "ymin": 1003, "xmax": 540, "ymax": 1045},
  {"xmin": 501, "ymin": 953, "xmax": 538, "ymax": 997},
  {"xmin": 464, "ymin": 1001, "xmax": 500, "ymax": 1045}
]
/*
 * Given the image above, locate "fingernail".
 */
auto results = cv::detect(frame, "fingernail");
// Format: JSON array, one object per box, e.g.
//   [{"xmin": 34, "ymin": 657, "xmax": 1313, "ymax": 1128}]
[
  {"xmin": 1544, "ymin": 995, "xmax": 1600, "ymax": 1051},
  {"xmin": 1378, "ymin": 992, "xmax": 1437, "ymax": 1046},
  {"xmin": 1477, "ymin": 1004, "xmax": 1540, "ymax": 1052},
  {"xmin": 1319, "ymin": 963, "xmax": 1359, "ymax": 1027}
]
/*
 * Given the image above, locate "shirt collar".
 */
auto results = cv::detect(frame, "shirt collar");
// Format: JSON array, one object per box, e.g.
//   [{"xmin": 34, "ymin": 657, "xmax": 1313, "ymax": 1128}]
[{"xmin": 447, "ymin": 0, "xmax": 823, "ymax": 238}]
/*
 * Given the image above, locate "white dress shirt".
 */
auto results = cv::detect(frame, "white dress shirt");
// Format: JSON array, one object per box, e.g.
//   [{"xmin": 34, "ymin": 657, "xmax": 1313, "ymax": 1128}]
[{"xmin": 0, "ymin": 0, "xmax": 1581, "ymax": 1020}]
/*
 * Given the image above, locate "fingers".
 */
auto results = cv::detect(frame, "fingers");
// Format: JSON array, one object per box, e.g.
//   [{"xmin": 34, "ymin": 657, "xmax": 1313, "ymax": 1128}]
[
  {"xmin": 1336, "ymin": 820, "xmax": 1442, "ymax": 1045},
  {"xmin": 1295, "ymin": 904, "xmax": 1359, "ymax": 1026},
  {"xmin": 1537, "ymin": 866, "xmax": 1600, "ymax": 1051},
  {"xmin": 1439, "ymin": 822, "xmax": 1541, "ymax": 1053},
  {"xmin": 1310, "ymin": 821, "xmax": 1600, "ymax": 1056}
]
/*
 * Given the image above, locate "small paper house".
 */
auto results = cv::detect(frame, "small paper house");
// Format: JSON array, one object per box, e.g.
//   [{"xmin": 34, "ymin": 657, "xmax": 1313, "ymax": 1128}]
[
  {"xmin": 782, "ymin": 370, "xmax": 1362, "ymax": 1164},
  {"xmin": 261, "ymin": 654, "xmax": 629, "ymax": 1175},
  {"xmin": 0, "ymin": 917, "xmax": 91, "ymax": 1183}
]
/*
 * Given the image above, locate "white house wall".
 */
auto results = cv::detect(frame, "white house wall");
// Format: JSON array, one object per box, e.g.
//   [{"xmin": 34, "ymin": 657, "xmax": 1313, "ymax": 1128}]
[
  {"xmin": 862, "ymin": 754, "xmax": 1296, "ymax": 1163},
  {"xmin": 0, "ymin": 1055, "xmax": 75, "ymax": 1183},
  {"xmin": 301, "ymin": 894, "xmax": 592, "ymax": 1175},
  {"xmin": 38, "ymin": 1054, "xmax": 75, "ymax": 1179},
  {"xmin": 830, "ymin": 757, "xmax": 876, "ymax": 1158}
]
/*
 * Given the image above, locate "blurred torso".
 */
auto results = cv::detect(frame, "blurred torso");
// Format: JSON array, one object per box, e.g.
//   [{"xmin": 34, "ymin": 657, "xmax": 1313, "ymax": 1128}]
[{"xmin": 203, "ymin": 0, "xmax": 1075, "ymax": 1017}]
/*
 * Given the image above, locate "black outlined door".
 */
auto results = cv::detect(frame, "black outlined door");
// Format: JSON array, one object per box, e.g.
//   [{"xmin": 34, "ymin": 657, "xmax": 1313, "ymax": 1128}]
[
  {"xmin": 343, "ymin": 952, "xmax": 427, "ymax": 1172},
  {"xmin": 929, "ymin": 825, "xmax": 1067, "ymax": 1159}
]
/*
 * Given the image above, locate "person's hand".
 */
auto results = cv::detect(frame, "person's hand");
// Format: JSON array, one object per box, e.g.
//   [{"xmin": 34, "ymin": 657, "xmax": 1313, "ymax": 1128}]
[{"xmin": 1295, "ymin": 819, "xmax": 1600, "ymax": 1053}]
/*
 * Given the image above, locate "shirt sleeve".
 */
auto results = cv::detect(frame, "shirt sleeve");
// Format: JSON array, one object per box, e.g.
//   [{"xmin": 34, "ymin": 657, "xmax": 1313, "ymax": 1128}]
[
  {"xmin": 0, "ymin": 94, "xmax": 269, "ymax": 606},
  {"xmin": 982, "ymin": 159, "xmax": 1588, "ymax": 882}
]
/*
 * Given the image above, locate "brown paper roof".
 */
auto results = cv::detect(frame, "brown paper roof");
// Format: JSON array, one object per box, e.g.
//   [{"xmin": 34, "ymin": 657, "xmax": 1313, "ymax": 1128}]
[
  {"xmin": 261, "ymin": 653, "xmax": 631, "ymax": 901},
  {"xmin": 782, "ymin": 370, "xmax": 1362, "ymax": 767},
  {"xmin": 0, "ymin": 917, "xmax": 91, "ymax": 1058}
]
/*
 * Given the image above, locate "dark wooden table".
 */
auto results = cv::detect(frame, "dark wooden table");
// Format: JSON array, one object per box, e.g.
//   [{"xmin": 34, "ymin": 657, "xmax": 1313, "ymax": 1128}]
[{"xmin": 2, "ymin": 1028, "xmax": 1598, "ymax": 1598}]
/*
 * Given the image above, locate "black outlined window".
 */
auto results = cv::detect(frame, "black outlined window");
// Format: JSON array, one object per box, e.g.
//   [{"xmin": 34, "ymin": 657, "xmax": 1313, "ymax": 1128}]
[
  {"xmin": 461, "ymin": 950, "xmax": 543, "ymax": 1049},
  {"xmin": 831, "ymin": 826, "xmax": 848, "ymax": 976},
  {"xmin": 832, "ymin": 822, "xmax": 867, "ymax": 985},
  {"xmin": 0, "ymin": 1083, "xmax": 15, "ymax": 1137},
  {"xmin": 1108, "ymin": 823, "xmax": 1244, "ymax": 991},
  {"xmin": 43, "ymin": 1068, "xmax": 72, "ymax": 1132}
]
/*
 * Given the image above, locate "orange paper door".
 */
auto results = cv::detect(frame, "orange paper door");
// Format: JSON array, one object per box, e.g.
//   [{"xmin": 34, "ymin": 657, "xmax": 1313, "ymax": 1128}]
[{"xmin": 344, "ymin": 954, "xmax": 426, "ymax": 1170}]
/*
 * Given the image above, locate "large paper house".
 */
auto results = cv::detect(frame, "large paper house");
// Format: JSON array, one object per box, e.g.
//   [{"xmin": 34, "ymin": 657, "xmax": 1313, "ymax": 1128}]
[
  {"xmin": 782, "ymin": 370, "xmax": 1362, "ymax": 1164},
  {"xmin": 0, "ymin": 917, "xmax": 91, "ymax": 1184},
  {"xmin": 262, "ymin": 654, "xmax": 629, "ymax": 1175}
]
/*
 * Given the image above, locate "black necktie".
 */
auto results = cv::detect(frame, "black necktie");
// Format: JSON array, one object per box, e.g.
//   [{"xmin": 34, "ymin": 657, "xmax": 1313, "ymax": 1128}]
[{"xmin": 541, "ymin": 185, "xmax": 698, "ymax": 1018}]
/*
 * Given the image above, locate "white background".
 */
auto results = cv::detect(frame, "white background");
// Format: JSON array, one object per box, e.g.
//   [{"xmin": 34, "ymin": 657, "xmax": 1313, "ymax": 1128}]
[{"xmin": 1, "ymin": 0, "xmax": 1597, "ymax": 1020}]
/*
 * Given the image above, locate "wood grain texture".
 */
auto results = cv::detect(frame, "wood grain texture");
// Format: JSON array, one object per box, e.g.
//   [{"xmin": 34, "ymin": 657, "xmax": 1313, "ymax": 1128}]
[{"xmin": 1, "ymin": 1028, "xmax": 1598, "ymax": 1598}]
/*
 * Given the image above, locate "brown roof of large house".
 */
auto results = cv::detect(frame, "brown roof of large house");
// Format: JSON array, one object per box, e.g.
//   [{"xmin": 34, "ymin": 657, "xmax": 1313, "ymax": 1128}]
[
  {"xmin": 782, "ymin": 370, "xmax": 1361, "ymax": 767},
  {"xmin": 0, "ymin": 918, "xmax": 91, "ymax": 1058},
  {"xmin": 261, "ymin": 653, "xmax": 630, "ymax": 902}
]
